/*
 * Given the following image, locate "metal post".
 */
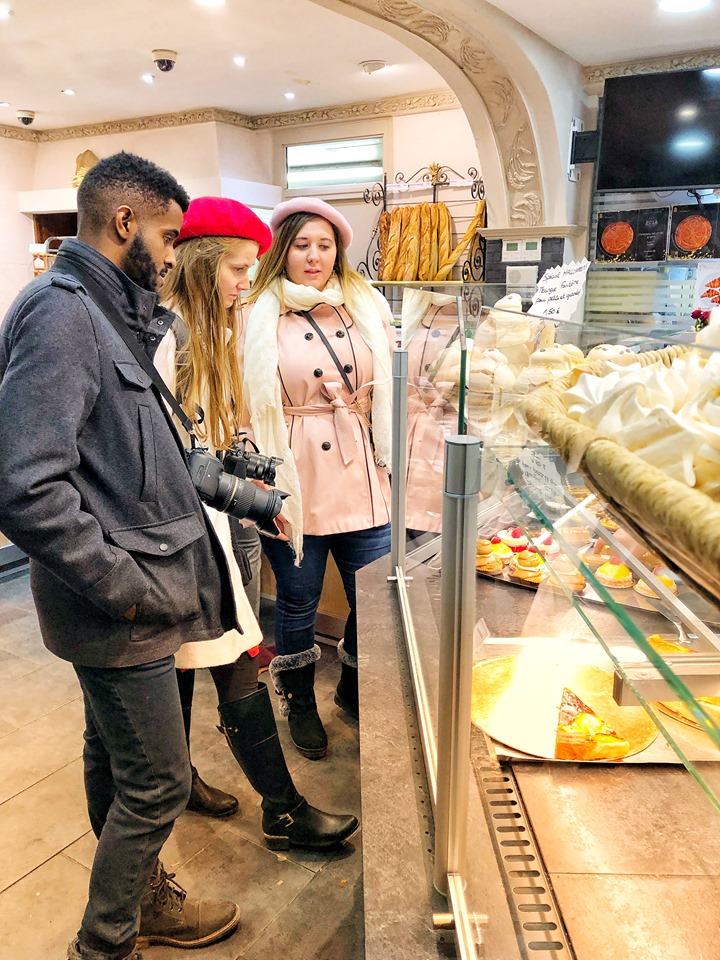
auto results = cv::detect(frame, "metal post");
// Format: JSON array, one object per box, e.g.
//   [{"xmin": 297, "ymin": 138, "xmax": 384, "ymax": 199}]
[
  {"xmin": 434, "ymin": 435, "xmax": 482, "ymax": 898},
  {"xmin": 390, "ymin": 349, "xmax": 409, "ymax": 575}
]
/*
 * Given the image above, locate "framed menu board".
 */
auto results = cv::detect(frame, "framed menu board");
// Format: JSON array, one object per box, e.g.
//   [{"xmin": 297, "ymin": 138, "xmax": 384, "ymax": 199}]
[
  {"xmin": 595, "ymin": 208, "xmax": 669, "ymax": 263},
  {"xmin": 669, "ymin": 204, "xmax": 720, "ymax": 260}
]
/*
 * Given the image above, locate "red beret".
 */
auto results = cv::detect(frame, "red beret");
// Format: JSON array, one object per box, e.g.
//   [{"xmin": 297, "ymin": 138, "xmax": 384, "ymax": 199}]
[{"xmin": 176, "ymin": 197, "xmax": 272, "ymax": 255}]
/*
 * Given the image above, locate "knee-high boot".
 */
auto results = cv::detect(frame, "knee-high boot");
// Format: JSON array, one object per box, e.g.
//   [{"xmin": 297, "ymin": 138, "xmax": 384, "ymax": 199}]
[
  {"xmin": 268, "ymin": 644, "xmax": 327, "ymax": 759},
  {"xmin": 218, "ymin": 683, "xmax": 358, "ymax": 851},
  {"xmin": 177, "ymin": 667, "xmax": 239, "ymax": 819}
]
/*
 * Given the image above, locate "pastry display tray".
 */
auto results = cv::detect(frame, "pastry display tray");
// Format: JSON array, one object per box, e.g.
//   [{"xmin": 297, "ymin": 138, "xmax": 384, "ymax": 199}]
[
  {"xmin": 473, "ymin": 638, "xmax": 720, "ymax": 764},
  {"xmin": 475, "ymin": 559, "xmax": 720, "ymax": 629}
]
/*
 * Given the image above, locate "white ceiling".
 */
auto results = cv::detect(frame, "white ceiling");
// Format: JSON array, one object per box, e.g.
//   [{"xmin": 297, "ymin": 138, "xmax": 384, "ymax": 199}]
[
  {"xmin": 486, "ymin": 0, "xmax": 720, "ymax": 65},
  {"xmin": 0, "ymin": 0, "xmax": 446, "ymax": 130},
  {"xmin": 1, "ymin": 0, "xmax": 719, "ymax": 132}
]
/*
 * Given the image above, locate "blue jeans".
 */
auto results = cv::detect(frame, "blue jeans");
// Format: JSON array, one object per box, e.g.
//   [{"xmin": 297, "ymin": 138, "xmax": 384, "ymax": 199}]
[
  {"xmin": 261, "ymin": 524, "xmax": 391, "ymax": 658},
  {"xmin": 74, "ymin": 656, "xmax": 191, "ymax": 959}
]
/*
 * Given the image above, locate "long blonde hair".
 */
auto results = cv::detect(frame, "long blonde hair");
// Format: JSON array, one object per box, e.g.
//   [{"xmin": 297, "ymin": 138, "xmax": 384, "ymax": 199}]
[
  {"xmin": 163, "ymin": 236, "xmax": 245, "ymax": 450},
  {"xmin": 247, "ymin": 212, "xmax": 369, "ymax": 306}
]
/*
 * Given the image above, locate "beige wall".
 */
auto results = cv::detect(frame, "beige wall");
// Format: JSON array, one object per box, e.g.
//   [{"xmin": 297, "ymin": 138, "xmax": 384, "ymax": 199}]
[{"xmin": 0, "ymin": 138, "xmax": 36, "ymax": 315}]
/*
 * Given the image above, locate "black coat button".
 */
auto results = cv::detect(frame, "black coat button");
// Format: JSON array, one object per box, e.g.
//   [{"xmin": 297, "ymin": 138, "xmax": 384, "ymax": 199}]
[
  {"xmin": 314, "ymin": 368, "xmax": 323, "ymax": 378},
  {"xmin": 344, "ymin": 363, "xmax": 353, "ymax": 373},
  {"xmin": 335, "ymin": 330, "xmax": 345, "ymax": 338},
  {"xmin": 321, "ymin": 441, "xmax": 331, "ymax": 451},
  {"xmin": 304, "ymin": 332, "xmax": 313, "ymax": 340}
]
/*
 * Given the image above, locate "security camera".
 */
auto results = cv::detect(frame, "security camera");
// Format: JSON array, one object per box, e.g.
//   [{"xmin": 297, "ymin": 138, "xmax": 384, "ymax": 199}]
[
  {"xmin": 152, "ymin": 49, "xmax": 177, "ymax": 72},
  {"xmin": 17, "ymin": 110, "xmax": 35, "ymax": 126}
]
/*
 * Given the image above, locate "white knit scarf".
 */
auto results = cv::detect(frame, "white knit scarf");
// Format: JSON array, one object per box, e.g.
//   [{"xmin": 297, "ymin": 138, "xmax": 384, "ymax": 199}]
[{"xmin": 243, "ymin": 275, "xmax": 392, "ymax": 561}]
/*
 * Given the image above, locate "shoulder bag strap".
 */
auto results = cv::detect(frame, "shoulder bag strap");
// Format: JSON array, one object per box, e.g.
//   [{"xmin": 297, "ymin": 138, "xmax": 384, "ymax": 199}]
[{"xmin": 298, "ymin": 309, "xmax": 354, "ymax": 394}]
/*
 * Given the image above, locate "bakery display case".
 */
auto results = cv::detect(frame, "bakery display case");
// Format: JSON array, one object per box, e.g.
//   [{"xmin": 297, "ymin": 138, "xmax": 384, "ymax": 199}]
[{"xmin": 383, "ymin": 284, "xmax": 720, "ymax": 959}]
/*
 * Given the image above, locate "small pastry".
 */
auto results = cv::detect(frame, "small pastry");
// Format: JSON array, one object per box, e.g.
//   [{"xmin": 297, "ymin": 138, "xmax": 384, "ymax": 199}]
[
  {"xmin": 546, "ymin": 556, "xmax": 586, "ymax": 594},
  {"xmin": 598, "ymin": 513, "xmax": 620, "ymax": 532},
  {"xmin": 489, "ymin": 537, "xmax": 514, "ymax": 563},
  {"xmin": 498, "ymin": 526, "xmax": 529, "ymax": 552},
  {"xmin": 533, "ymin": 531, "xmax": 561, "ymax": 559},
  {"xmin": 645, "ymin": 634, "xmax": 693, "ymax": 655},
  {"xmin": 559, "ymin": 344, "xmax": 585, "ymax": 365},
  {"xmin": 634, "ymin": 574, "xmax": 678, "ymax": 599},
  {"xmin": 560, "ymin": 524, "xmax": 591, "ymax": 546},
  {"xmin": 476, "ymin": 538, "xmax": 493, "ymax": 558},
  {"xmin": 582, "ymin": 542, "xmax": 614, "ymax": 570},
  {"xmin": 508, "ymin": 547, "xmax": 546, "ymax": 584},
  {"xmin": 596, "ymin": 557, "xmax": 634, "ymax": 589},
  {"xmin": 476, "ymin": 553, "xmax": 505, "ymax": 575}
]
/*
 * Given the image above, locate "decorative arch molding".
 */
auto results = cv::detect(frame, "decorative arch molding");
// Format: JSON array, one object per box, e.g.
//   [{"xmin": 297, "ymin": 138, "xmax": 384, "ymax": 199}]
[{"xmin": 314, "ymin": 0, "xmax": 545, "ymax": 227}]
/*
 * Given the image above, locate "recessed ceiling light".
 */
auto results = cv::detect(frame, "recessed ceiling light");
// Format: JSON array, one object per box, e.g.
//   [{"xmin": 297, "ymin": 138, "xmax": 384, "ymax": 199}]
[
  {"xmin": 0, "ymin": 5, "xmax": 13, "ymax": 20},
  {"xmin": 0, "ymin": 101, "xmax": 9, "ymax": 107},
  {"xmin": 233, "ymin": 55, "xmax": 246, "ymax": 67},
  {"xmin": 141, "ymin": 74, "xmax": 155, "ymax": 84},
  {"xmin": 284, "ymin": 92, "xmax": 296, "ymax": 101},
  {"xmin": 678, "ymin": 104, "xmax": 698, "ymax": 118},
  {"xmin": 196, "ymin": 0, "xmax": 225, "ymax": 6},
  {"xmin": 62, "ymin": 88, "xmax": 76, "ymax": 96},
  {"xmin": 359, "ymin": 60, "xmax": 387, "ymax": 75},
  {"xmin": 658, "ymin": 0, "xmax": 710, "ymax": 11}
]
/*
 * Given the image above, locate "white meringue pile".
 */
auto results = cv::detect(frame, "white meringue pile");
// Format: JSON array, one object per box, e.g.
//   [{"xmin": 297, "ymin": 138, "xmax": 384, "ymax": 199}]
[{"xmin": 561, "ymin": 309, "xmax": 720, "ymax": 496}]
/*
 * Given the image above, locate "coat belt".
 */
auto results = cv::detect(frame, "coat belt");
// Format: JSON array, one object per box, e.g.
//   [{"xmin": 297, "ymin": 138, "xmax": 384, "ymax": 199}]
[{"xmin": 285, "ymin": 382, "xmax": 370, "ymax": 466}]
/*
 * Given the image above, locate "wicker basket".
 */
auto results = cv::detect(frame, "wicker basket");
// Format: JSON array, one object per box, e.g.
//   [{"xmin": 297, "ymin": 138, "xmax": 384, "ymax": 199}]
[{"xmin": 519, "ymin": 345, "xmax": 720, "ymax": 607}]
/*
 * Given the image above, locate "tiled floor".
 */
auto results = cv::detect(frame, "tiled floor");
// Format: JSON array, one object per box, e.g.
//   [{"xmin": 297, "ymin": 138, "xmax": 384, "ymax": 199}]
[{"xmin": 0, "ymin": 569, "xmax": 364, "ymax": 960}]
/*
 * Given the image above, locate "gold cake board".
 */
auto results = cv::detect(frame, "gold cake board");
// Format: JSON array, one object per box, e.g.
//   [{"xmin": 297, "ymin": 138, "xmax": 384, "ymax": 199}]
[{"xmin": 471, "ymin": 656, "xmax": 658, "ymax": 761}]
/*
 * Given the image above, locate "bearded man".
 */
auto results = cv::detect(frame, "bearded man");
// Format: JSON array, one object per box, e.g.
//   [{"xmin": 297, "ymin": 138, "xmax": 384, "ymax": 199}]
[{"xmin": 0, "ymin": 152, "xmax": 242, "ymax": 960}]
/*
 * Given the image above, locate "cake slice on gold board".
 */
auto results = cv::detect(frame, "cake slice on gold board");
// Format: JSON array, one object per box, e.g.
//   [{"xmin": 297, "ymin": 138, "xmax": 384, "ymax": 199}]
[{"xmin": 554, "ymin": 687, "xmax": 631, "ymax": 761}]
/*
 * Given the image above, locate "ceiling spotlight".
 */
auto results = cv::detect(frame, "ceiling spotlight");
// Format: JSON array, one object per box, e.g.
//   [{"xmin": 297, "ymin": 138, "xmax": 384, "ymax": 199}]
[
  {"xmin": 284, "ymin": 92, "xmax": 296, "ymax": 101},
  {"xmin": 141, "ymin": 74, "xmax": 155, "ymax": 84},
  {"xmin": 0, "ymin": 5, "xmax": 13, "ymax": 20},
  {"xmin": 0, "ymin": 101, "xmax": 9, "ymax": 107},
  {"xmin": 233, "ymin": 55, "xmax": 246, "ymax": 67},
  {"xmin": 360, "ymin": 59, "xmax": 387, "ymax": 75},
  {"xmin": 62, "ymin": 88, "xmax": 76, "ymax": 96},
  {"xmin": 658, "ymin": 0, "xmax": 710, "ymax": 11},
  {"xmin": 196, "ymin": 0, "xmax": 225, "ymax": 6}
]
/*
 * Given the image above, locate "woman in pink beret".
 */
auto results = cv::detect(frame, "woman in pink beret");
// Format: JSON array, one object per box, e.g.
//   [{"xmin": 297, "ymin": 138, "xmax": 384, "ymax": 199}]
[
  {"xmin": 156, "ymin": 195, "xmax": 358, "ymax": 849},
  {"xmin": 242, "ymin": 197, "xmax": 393, "ymax": 758}
]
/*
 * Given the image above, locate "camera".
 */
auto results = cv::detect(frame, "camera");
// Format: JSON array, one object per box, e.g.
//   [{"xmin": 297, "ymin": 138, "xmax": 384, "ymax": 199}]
[
  {"xmin": 17, "ymin": 110, "xmax": 35, "ymax": 126},
  {"xmin": 187, "ymin": 445, "xmax": 286, "ymax": 536},
  {"xmin": 222, "ymin": 437, "xmax": 282, "ymax": 485},
  {"xmin": 152, "ymin": 49, "xmax": 177, "ymax": 72}
]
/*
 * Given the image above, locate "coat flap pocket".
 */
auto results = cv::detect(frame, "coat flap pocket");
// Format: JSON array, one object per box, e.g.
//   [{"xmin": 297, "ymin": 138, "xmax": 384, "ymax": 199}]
[
  {"xmin": 108, "ymin": 513, "xmax": 205, "ymax": 557},
  {"xmin": 114, "ymin": 359, "xmax": 153, "ymax": 390}
]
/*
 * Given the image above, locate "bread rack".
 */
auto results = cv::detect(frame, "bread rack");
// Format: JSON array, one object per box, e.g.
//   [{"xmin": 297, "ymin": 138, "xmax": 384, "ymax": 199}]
[{"xmin": 356, "ymin": 163, "xmax": 487, "ymax": 289}]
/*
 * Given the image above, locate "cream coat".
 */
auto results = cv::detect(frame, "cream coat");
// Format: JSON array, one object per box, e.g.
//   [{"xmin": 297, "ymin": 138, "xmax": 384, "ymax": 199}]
[
  {"xmin": 154, "ymin": 328, "xmax": 262, "ymax": 668},
  {"xmin": 240, "ymin": 302, "xmax": 392, "ymax": 536}
]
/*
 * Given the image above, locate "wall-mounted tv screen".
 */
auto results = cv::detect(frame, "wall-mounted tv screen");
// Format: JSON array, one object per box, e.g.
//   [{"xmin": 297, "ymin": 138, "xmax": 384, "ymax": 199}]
[{"xmin": 596, "ymin": 68, "xmax": 720, "ymax": 192}]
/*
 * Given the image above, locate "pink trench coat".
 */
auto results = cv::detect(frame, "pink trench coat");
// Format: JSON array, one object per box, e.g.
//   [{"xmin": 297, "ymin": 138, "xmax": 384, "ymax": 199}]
[{"xmin": 240, "ymin": 302, "xmax": 393, "ymax": 536}]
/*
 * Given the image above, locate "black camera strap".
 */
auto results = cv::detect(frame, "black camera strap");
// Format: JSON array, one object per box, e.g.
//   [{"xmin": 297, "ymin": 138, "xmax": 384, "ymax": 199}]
[
  {"xmin": 298, "ymin": 310, "xmax": 355, "ymax": 394},
  {"xmin": 79, "ymin": 280, "xmax": 197, "ymax": 438}
]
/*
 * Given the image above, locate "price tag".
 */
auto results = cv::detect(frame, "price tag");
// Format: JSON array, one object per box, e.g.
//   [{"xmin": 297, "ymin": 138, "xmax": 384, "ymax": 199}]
[
  {"xmin": 515, "ymin": 449, "xmax": 563, "ymax": 505},
  {"xmin": 531, "ymin": 258, "xmax": 590, "ymax": 321}
]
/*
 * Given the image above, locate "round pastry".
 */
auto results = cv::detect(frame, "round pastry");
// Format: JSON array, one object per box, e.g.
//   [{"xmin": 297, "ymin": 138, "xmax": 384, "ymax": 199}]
[
  {"xmin": 476, "ymin": 553, "xmax": 505, "ymax": 575},
  {"xmin": 558, "ymin": 343, "xmax": 585, "ymax": 364},
  {"xmin": 476, "ymin": 538, "xmax": 493, "ymax": 558},
  {"xmin": 497, "ymin": 527, "xmax": 529, "ymax": 552},
  {"xmin": 489, "ymin": 537, "xmax": 514, "ymax": 563},
  {"xmin": 546, "ymin": 556, "xmax": 586, "ymax": 594},
  {"xmin": 582, "ymin": 542, "xmax": 614, "ymax": 570},
  {"xmin": 508, "ymin": 547, "xmax": 546, "ymax": 584},
  {"xmin": 533, "ymin": 531, "xmax": 561, "ymax": 559},
  {"xmin": 585, "ymin": 343, "xmax": 634, "ymax": 362},
  {"xmin": 634, "ymin": 575, "xmax": 678, "ymax": 599},
  {"xmin": 596, "ymin": 557, "xmax": 634, "ymax": 589}
]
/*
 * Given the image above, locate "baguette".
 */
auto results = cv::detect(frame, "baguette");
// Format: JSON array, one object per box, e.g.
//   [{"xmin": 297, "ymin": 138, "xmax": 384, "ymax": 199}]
[
  {"xmin": 418, "ymin": 202, "xmax": 433, "ymax": 281},
  {"xmin": 377, "ymin": 210, "xmax": 391, "ymax": 280},
  {"xmin": 400, "ymin": 204, "xmax": 422, "ymax": 281},
  {"xmin": 381, "ymin": 206, "xmax": 403, "ymax": 281},
  {"xmin": 434, "ymin": 198, "xmax": 486, "ymax": 282}
]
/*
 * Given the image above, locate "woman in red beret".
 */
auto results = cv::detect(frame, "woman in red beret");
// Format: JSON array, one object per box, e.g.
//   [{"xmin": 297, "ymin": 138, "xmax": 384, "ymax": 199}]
[
  {"xmin": 242, "ymin": 198, "xmax": 393, "ymax": 759},
  {"xmin": 155, "ymin": 195, "xmax": 358, "ymax": 850}
]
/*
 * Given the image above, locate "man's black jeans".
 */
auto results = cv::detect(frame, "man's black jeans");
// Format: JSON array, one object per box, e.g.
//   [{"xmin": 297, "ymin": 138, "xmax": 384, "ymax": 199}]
[{"xmin": 74, "ymin": 655, "xmax": 191, "ymax": 959}]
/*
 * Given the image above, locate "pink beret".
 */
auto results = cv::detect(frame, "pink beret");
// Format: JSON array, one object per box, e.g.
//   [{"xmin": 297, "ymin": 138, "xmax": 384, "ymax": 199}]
[
  {"xmin": 177, "ymin": 197, "xmax": 272, "ymax": 255},
  {"xmin": 270, "ymin": 197, "xmax": 353, "ymax": 249}
]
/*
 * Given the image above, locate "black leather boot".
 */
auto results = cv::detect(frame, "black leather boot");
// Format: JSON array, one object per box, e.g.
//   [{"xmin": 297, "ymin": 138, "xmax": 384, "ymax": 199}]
[
  {"xmin": 270, "ymin": 646, "xmax": 328, "ymax": 759},
  {"xmin": 334, "ymin": 663, "xmax": 359, "ymax": 720},
  {"xmin": 218, "ymin": 684, "xmax": 359, "ymax": 851},
  {"xmin": 186, "ymin": 766, "xmax": 239, "ymax": 818}
]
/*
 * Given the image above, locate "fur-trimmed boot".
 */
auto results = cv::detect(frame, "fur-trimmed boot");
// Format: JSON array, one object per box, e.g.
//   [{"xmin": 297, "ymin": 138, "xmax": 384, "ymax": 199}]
[
  {"xmin": 269, "ymin": 644, "xmax": 327, "ymax": 759},
  {"xmin": 334, "ymin": 639, "xmax": 359, "ymax": 720},
  {"xmin": 218, "ymin": 684, "xmax": 358, "ymax": 850}
]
